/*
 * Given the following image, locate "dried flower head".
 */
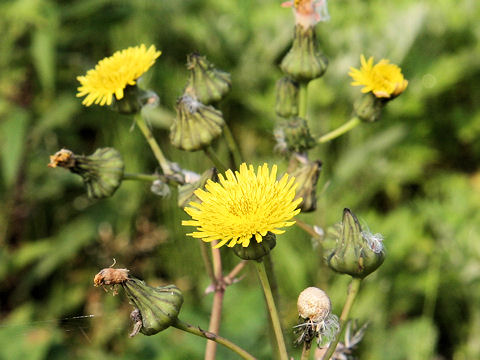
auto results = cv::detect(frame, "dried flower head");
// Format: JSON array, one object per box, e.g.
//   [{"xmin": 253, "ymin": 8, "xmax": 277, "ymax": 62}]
[
  {"xmin": 48, "ymin": 149, "xmax": 74, "ymax": 168},
  {"xmin": 182, "ymin": 163, "xmax": 302, "ymax": 248},
  {"xmin": 297, "ymin": 287, "xmax": 331, "ymax": 322},
  {"xmin": 93, "ymin": 267, "xmax": 130, "ymax": 287},
  {"xmin": 282, "ymin": 0, "xmax": 330, "ymax": 28},
  {"xmin": 77, "ymin": 44, "xmax": 161, "ymax": 106},
  {"xmin": 349, "ymin": 55, "xmax": 408, "ymax": 98}
]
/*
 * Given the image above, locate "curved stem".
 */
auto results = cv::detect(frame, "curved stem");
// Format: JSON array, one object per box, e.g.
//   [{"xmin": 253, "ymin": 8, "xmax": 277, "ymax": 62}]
[
  {"xmin": 223, "ymin": 123, "xmax": 243, "ymax": 168},
  {"xmin": 299, "ymin": 82, "xmax": 309, "ymax": 119},
  {"xmin": 204, "ymin": 147, "xmax": 228, "ymax": 173},
  {"xmin": 205, "ymin": 241, "xmax": 225, "ymax": 360},
  {"xmin": 134, "ymin": 113, "xmax": 173, "ymax": 175},
  {"xmin": 173, "ymin": 319, "xmax": 256, "ymax": 360},
  {"xmin": 322, "ymin": 278, "xmax": 362, "ymax": 360},
  {"xmin": 254, "ymin": 261, "xmax": 289, "ymax": 360},
  {"xmin": 123, "ymin": 173, "xmax": 158, "ymax": 182},
  {"xmin": 317, "ymin": 117, "xmax": 361, "ymax": 144}
]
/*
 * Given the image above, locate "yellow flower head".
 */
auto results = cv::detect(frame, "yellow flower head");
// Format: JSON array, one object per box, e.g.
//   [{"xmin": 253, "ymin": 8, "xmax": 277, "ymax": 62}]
[
  {"xmin": 182, "ymin": 163, "xmax": 302, "ymax": 248},
  {"xmin": 349, "ymin": 55, "xmax": 408, "ymax": 98},
  {"xmin": 77, "ymin": 44, "xmax": 161, "ymax": 106}
]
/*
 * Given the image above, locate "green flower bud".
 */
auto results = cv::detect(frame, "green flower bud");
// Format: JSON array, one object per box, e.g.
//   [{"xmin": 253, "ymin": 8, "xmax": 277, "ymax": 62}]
[
  {"xmin": 48, "ymin": 147, "xmax": 124, "ymax": 199},
  {"xmin": 327, "ymin": 209, "xmax": 385, "ymax": 279},
  {"xmin": 233, "ymin": 232, "xmax": 276, "ymax": 261},
  {"xmin": 170, "ymin": 95, "xmax": 225, "ymax": 151},
  {"xmin": 353, "ymin": 92, "xmax": 386, "ymax": 123},
  {"xmin": 275, "ymin": 77, "xmax": 299, "ymax": 118},
  {"xmin": 110, "ymin": 86, "xmax": 159, "ymax": 115},
  {"xmin": 275, "ymin": 117, "xmax": 316, "ymax": 154},
  {"xmin": 290, "ymin": 159, "xmax": 322, "ymax": 212},
  {"xmin": 122, "ymin": 278, "xmax": 184, "ymax": 336},
  {"xmin": 280, "ymin": 25, "xmax": 328, "ymax": 82},
  {"xmin": 177, "ymin": 168, "xmax": 219, "ymax": 209},
  {"xmin": 184, "ymin": 53, "xmax": 231, "ymax": 104}
]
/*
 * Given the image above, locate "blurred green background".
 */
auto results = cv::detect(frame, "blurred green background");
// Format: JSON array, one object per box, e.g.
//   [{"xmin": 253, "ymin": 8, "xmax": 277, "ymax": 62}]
[{"xmin": 1, "ymin": 0, "xmax": 480, "ymax": 359}]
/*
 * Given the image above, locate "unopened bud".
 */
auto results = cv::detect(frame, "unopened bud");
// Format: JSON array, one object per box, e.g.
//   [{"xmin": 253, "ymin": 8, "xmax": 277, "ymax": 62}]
[
  {"xmin": 275, "ymin": 77, "xmax": 299, "ymax": 118},
  {"xmin": 353, "ymin": 93, "xmax": 385, "ymax": 123},
  {"xmin": 184, "ymin": 53, "xmax": 231, "ymax": 104},
  {"xmin": 170, "ymin": 95, "xmax": 224, "ymax": 151},
  {"xmin": 276, "ymin": 117, "xmax": 316, "ymax": 154},
  {"xmin": 110, "ymin": 86, "xmax": 158, "ymax": 115},
  {"xmin": 233, "ymin": 232, "xmax": 276, "ymax": 261},
  {"xmin": 326, "ymin": 208, "xmax": 385, "ymax": 278},
  {"xmin": 280, "ymin": 25, "xmax": 328, "ymax": 82}
]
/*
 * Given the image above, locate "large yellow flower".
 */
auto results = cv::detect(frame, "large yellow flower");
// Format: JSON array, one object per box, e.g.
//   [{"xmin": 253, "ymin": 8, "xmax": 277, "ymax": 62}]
[
  {"xmin": 77, "ymin": 44, "xmax": 161, "ymax": 106},
  {"xmin": 182, "ymin": 163, "xmax": 302, "ymax": 248},
  {"xmin": 349, "ymin": 55, "xmax": 408, "ymax": 98}
]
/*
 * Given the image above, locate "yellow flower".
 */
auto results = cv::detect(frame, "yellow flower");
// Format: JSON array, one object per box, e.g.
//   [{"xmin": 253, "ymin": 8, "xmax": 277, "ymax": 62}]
[
  {"xmin": 77, "ymin": 44, "xmax": 161, "ymax": 106},
  {"xmin": 349, "ymin": 55, "xmax": 408, "ymax": 98},
  {"xmin": 182, "ymin": 163, "xmax": 302, "ymax": 248}
]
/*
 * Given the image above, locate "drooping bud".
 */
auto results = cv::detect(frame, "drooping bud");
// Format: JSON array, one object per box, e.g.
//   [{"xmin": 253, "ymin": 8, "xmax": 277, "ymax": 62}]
[
  {"xmin": 275, "ymin": 117, "xmax": 316, "ymax": 154},
  {"xmin": 294, "ymin": 287, "xmax": 339, "ymax": 348},
  {"xmin": 233, "ymin": 232, "xmax": 277, "ymax": 261},
  {"xmin": 48, "ymin": 147, "xmax": 124, "ymax": 199},
  {"xmin": 289, "ymin": 159, "xmax": 322, "ymax": 212},
  {"xmin": 184, "ymin": 53, "xmax": 231, "ymax": 104},
  {"xmin": 275, "ymin": 77, "xmax": 300, "ymax": 118},
  {"xmin": 280, "ymin": 25, "xmax": 328, "ymax": 82},
  {"xmin": 170, "ymin": 95, "xmax": 225, "ymax": 151},
  {"xmin": 177, "ymin": 168, "xmax": 219, "ymax": 209},
  {"xmin": 326, "ymin": 208, "xmax": 385, "ymax": 278},
  {"xmin": 353, "ymin": 93, "xmax": 386, "ymax": 123}
]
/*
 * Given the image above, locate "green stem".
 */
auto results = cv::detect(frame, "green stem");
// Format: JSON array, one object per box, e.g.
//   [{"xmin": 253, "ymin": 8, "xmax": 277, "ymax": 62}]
[
  {"xmin": 123, "ymin": 173, "xmax": 159, "ymax": 182},
  {"xmin": 317, "ymin": 117, "xmax": 361, "ymax": 144},
  {"xmin": 299, "ymin": 82, "xmax": 309, "ymax": 119},
  {"xmin": 203, "ymin": 147, "xmax": 228, "ymax": 173},
  {"xmin": 301, "ymin": 342, "xmax": 311, "ymax": 360},
  {"xmin": 254, "ymin": 261, "xmax": 289, "ymax": 360},
  {"xmin": 322, "ymin": 278, "xmax": 362, "ymax": 360},
  {"xmin": 223, "ymin": 123, "xmax": 243, "ymax": 168},
  {"xmin": 295, "ymin": 219, "xmax": 323, "ymax": 241},
  {"xmin": 173, "ymin": 319, "xmax": 256, "ymax": 360},
  {"xmin": 134, "ymin": 113, "xmax": 173, "ymax": 175}
]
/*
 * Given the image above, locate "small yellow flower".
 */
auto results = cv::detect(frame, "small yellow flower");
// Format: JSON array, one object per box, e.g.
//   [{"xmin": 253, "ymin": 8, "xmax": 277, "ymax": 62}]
[
  {"xmin": 77, "ymin": 44, "xmax": 161, "ymax": 106},
  {"xmin": 182, "ymin": 163, "xmax": 302, "ymax": 248},
  {"xmin": 349, "ymin": 55, "xmax": 408, "ymax": 98}
]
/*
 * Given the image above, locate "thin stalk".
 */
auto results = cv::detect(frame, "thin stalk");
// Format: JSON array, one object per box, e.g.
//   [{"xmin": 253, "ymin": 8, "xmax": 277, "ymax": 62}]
[
  {"xmin": 224, "ymin": 260, "xmax": 248, "ymax": 286},
  {"xmin": 134, "ymin": 113, "xmax": 173, "ymax": 175},
  {"xmin": 301, "ymin": 342, "xmax": 311, "ymax": 360},
  {"xmin": 199, "ymin": 241, "xmax": 215, "ymax": 284},
  {"xmin": 123, "ymin": 173, "xmax": 158, "ymax": 182},
  {"xmin": 299, "ymin": 82, "xmax": 309, "ymax": 119},
  {"xmin": 205, "ymin": 241, "xmax": 225, "ymax": 360},
  {"xmin": 317, "ymin": 117, "xmax": 361, "ymax": 144},
  {"xmin": 203, "ymin": 147, "xmax": 228, "ymax": 173},
  {"xmin": 322, "ymin": 278, "xmax": 362, "ymax": 360},
  {"xmin": 295, "ymin": 219, "xmax": 323, "ymax": 240},
  {"xmin": 223, "ymin": 123, "xmax": 243, "ymax": 168},
  {"xmin": 254, "ymin": 261, "xmax": 289, "ymax": 360},
  {"xmin": 173, "ymin": 319, "xmax": 256, "ymax": 360}
]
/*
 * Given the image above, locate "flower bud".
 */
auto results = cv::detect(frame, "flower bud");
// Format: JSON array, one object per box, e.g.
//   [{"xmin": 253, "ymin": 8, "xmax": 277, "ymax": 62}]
[
  {"xmin": 109, "ymin": 86, "xmax": 158, "ymax": 114},
  {"xmin": 294, "ymin": 287, "xmax": 339, "ymax": 348},
  {"xmin": 275, "ymin": 117, "xmax": 316, "ymax": 154},
  {"xmin": 177, "ymin": 168, "xmax": 219, "ymax": 209},
  {"xmin": 233, "ymin": 232, "xmax": 276, "ymax": 261},
  {"xmin": 49, "ymin": 147, "xmax": 124, "ymax": 199},
  {"xmin": 327, "ymin": 208, "xmax": 385, "ymax": 278},
  {"xmin": 275, "ymin": 77, "xmax": 299, "ymax": 118},
  {"xmin": 353, "ymin": 93, "xmax": 385, "ymax": 123},
  {"xmin": 151, "ymin": 179, "xmax": 171, "ymax": 197},
  {"xmin": 122, "ymin": 278, "xmax": 184, "ymax": 336},
  {"xmin": 184, "ymin": 53, "xmax": 231, "ymax": 104},
  {"xmin": 280, "ymin": 25, "xmax": 328, "ymax": 82},
  {"xmin": 170, "ymin": 95, "xmax": 225, "ymax": 151},
  {"xmin": 289, "ymin": 159, "xmax": 322, "ymax": 212}
]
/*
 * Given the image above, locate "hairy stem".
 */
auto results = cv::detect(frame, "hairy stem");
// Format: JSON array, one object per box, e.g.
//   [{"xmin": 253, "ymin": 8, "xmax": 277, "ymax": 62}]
[
  {"xmin": 317, "ymin": 117, "xmax": 361, "ymax": 144},
  {"xmin": 173, "ymin": 319, "xmax": 256, "ymax": 360},
  {"xmin": 322, "ymin": 278, "xmax": 362, "ymax": 360},
  {"xmin": 254, "ymin": 261, "xmax": 289, "ymax": 360}
]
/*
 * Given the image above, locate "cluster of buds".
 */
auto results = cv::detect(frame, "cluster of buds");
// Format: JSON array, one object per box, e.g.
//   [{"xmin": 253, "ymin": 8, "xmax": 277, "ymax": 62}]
[
  {"xmin": 48, "ymin": 147, "xmax": 124, "ymax": 199},
  {"xmin": 326, "ymin": 209, "xmax": 385, "ymax": 279},
  {"xmin": 170, "ymin": 54, "xmax": 231, "ymax": 151},
  {"xmin": 94, "ymin": 267, "xmax": 183, "ymax": 337}
]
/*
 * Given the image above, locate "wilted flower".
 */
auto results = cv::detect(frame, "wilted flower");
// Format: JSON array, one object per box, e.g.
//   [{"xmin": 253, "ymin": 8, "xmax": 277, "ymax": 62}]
[
  {"xmin": 326, "ymin": 209, "xmax": 385, "ymax": 278},
  {"xmin": 294, "ymin": 287, "xmax": 339, "ymax": 348},
  {"xmin": 349, "ymin": 55, "xmax": 408, "ymax": 99},
  {"xmin": 289, "ymin": 158, "xmax": 322, "ymax": 212},
  {"xmin": 77, "ymin": 44, "xmax": 161, "ymax": 107},
  {"xmin": 282, "ymin": 0, "xmax": 330, "ymax": 29},
  {"xmin": 182, "ymin": 163, "xmax": 301, "ymax": 258}
]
